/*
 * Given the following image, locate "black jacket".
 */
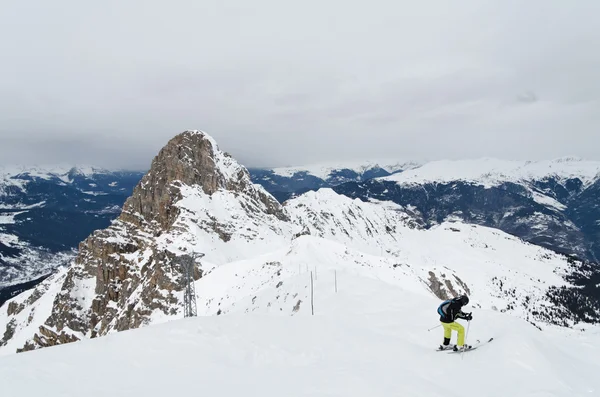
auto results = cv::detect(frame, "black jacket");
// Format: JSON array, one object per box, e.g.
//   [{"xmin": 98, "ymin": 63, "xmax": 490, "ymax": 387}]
[{"xmin": 438, "ymin": 298, "xmax": 470, "ymax": 323}]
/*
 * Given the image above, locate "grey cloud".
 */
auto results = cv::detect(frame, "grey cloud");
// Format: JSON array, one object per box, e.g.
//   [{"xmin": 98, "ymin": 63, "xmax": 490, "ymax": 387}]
[
  {"xmin": 517, "ymin": 92, "xmax": 538, "ymax": 104},
  {"xmin": 1, "ymin": 0, "xmax": 599, "ymax": 169},
  {"xmin": 1, "ymin": 132, "xmax": 157, "ymax": 170}
]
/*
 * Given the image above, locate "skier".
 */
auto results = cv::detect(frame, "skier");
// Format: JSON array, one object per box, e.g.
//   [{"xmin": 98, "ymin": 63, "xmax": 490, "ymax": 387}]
[{"xmin": 437, "ymin": 295, "xmax": 473, "ymax": 351}]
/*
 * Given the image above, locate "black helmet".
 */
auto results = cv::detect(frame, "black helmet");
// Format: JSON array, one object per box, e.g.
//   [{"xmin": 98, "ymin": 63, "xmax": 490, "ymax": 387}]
[{"xmin": 458, "ymin": 295, "xmax": 469, "ymax": 305}]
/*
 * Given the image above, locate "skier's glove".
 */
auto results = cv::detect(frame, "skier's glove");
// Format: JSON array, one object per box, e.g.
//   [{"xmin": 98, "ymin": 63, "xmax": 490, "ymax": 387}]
[{"xmin": 465, "ymin": 312, "xmax": 473, "ymax": 321}]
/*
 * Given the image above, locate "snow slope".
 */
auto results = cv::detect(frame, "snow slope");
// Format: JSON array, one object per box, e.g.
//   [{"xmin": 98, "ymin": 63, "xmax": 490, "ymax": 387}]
[
  {"xmin": 0, "ymin": 267, "xmax": 70, "ymax": 352},
  {"xmin": 1, "ymin": 268, "xmax": 599, "ymax": 397},
  {"xmin": 156, "ymin": 184, "xmax": 293, "ymax": 266},
  {"xmin": 186, "ymin": 225, "xmax": 576, "ymax": 328},
  {"xmin": 380, "ymin": 157, "xmax": 600, "ymax": 188},
  {"xmin": 284, "ymin": 188, "xmax": 422, "ymax": 256}
]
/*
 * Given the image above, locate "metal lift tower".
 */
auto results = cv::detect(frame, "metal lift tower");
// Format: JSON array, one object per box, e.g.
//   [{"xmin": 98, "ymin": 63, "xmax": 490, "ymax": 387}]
[{"xmin": 180, "ymin": 253, "xmax": 203, "ymax": 318}]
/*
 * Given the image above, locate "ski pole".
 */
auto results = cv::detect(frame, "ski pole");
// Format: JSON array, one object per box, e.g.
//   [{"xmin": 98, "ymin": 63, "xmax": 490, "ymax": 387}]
[
  {"xmin": 427, "ymin": 324, "xmax": 441, "ymax": 332},
  {"xmin": 462, "ymin": 321, "xmax": 471, "ymax": 360}
]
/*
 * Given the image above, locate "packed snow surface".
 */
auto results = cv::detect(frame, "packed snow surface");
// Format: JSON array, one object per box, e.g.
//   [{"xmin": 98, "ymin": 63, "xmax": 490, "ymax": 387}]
[
  {"xmin": 1, "ymin": 269, "xmax": 598, "ymax": 397},
  {"xmin": 380, "ymin": 157, "xmax": 600, "ymax": 187}
]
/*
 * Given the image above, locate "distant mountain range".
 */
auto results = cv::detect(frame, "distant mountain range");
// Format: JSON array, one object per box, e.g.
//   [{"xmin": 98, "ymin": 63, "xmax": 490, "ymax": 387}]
[
  {"xmin": 248, "ymin": 160, "xmax": 421, "ymax": 202},
  {"xmin": 0, "ymin": 165, "xmax": 145, "ymax": 298},
  {"xmin": 250, "ymin": 157, "xmax": 600, "ymax": 263}
]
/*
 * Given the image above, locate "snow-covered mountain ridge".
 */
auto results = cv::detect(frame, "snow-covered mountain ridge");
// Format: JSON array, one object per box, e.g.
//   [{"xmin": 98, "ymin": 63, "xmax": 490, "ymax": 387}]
[
  {"xmin": 248, "ymin": 159, "xmax": 422, "ymax": 202},
  {"xmin": 0, "ymin": 130, "xmax": 598, "ymax": 357},
  {"xmin": 270, "ymin": 159, "xmax": 423, "ymax": 180},
  {"xmin": 333, "ymin": 158, "xmax": 600, "ymax": 263},
  {"xmin": 252, "ymin": 157, "xmax": 600, "ymax": 263},
  {"xmin": 379, "ymin": 157, "xmax": 600, "ymax": 188},
  {"xmin": 250, "ymin": 156, "xmax": 600, "ymax": 201},
  {"xmin": 1, "ymin": 164, "xmax": 111, "ymax": 182}
]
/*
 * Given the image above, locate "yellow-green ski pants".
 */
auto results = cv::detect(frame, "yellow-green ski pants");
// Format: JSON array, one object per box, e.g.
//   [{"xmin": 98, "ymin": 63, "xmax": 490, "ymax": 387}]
[{"xmin": 442, "ymin": 322, "xmax": 465, "ymax": 346}]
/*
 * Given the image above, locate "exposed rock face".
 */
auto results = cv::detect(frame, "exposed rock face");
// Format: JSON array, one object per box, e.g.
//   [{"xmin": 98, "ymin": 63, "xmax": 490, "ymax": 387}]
[
  {"xmin": 121, "ymin": 131, "xmax": 287, "ymax": 231},
  {"xmin": 4, "ymin": 130, "xmax": 290, "ymax": 352},
  {"xmin": 427, "ymin": 270, "xmax": 471, "ymax": 300},
  {"xmin": 0, "ymin": 319, "xmax": 16, "ymax": 346},
  {"xmin": 6, "ymin": 301, "xmax": 22, "ymax": 317}
]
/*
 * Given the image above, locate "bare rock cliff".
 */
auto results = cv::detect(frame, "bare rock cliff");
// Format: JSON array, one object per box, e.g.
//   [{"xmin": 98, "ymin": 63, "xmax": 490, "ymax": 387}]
[{"xmin": 121, "ymin": 130, "xmax": 287, "ymax": 230}]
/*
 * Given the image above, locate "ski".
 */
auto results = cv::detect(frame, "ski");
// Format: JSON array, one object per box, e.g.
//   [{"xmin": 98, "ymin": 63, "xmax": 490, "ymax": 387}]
[
  {"xmin": 447, "ymin": 337, "xmax": 494, "ymax": 354},
  {"xmin": 435, "ymin": 344, "xmax": 456, "ymax": 351}
]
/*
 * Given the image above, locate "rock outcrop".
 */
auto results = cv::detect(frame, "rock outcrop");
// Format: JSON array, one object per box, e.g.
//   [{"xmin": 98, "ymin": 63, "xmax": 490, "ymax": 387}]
[
  {"xmin": 426, "ymin": 270, "xmax": 471, "ymax": 300},
  {"xmin": 121, "ymin": 131, "xmax": 287, "ymax": 231}
]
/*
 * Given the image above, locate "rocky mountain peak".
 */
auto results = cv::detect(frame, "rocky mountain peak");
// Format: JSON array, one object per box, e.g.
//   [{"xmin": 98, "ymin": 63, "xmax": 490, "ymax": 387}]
[
  {"xmin": 0, "ymin": 129, "xmax": 297, "ymax": 353},
  {"xmin": 121, "ymin": 130, "xmax": 286, "ymax": 230}
]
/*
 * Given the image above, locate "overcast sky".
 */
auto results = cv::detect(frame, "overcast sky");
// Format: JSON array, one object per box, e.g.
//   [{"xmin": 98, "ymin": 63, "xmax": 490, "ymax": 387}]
[{"xmin": 1, "ymin": 0, "xmax": 599, "ymax": 170}]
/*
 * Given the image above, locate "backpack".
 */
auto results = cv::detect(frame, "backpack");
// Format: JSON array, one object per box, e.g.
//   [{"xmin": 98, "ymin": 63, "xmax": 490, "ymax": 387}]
[
  {"xmin": 437, "ymin": 298, "xmax": 458, "ymax": 319},
  {"xmin": 437, "ymin": 299, "xmax": 450, "ymax": 317}
]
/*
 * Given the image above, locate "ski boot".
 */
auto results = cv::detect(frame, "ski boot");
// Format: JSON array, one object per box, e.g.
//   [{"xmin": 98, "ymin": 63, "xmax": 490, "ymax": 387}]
[
  {"xmin": 453, "ymin": 344, "xmax": 472, "ymax": 352},
  {"xmin": 438, "ymin": 344, "xmax": 455, "ymax": 351},
  {"xmin": 438, "ymin": 337, "xmax": 454, "ymax": 351}
]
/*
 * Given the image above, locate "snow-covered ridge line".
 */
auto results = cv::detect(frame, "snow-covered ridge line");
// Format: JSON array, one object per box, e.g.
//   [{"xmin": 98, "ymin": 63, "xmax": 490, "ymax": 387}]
[
  {"xmin": 268, "ymin": 159, "xmax": 423, "ymax": 179},
  {"xmin": 0, "ymin": 164, "xmax": 144, "ymax": 195},
  {"xmin": 379, "ymin": 157, "xmax": 600, "ymax": 187},
  {"xmin": 0, "ymin": 164, "xmax": 115, "ymax": 178}
]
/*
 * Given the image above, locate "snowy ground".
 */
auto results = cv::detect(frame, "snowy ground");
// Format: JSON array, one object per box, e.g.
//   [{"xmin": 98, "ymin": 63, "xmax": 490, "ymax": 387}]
[{"xmin": 1, "ymin": 270, "xmax": 599, "ymax": 397}]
